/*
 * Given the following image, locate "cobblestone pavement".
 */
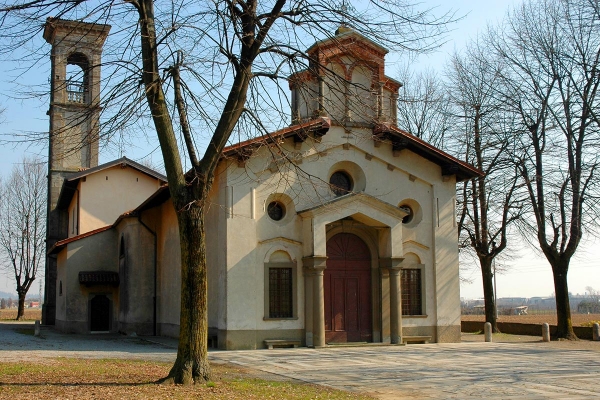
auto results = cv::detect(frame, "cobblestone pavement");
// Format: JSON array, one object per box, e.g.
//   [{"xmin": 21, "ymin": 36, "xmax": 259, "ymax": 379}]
[
  {"xmin": 210, "ymin": 341, "xmax": 600, "ymax": 399},
  {"xmin": 2, "ymin": 322, "xmax": 599, "ymax": 399}
]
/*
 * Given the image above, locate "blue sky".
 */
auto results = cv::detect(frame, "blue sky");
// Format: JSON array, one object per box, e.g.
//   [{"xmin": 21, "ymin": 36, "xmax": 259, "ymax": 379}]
[{"xmin": 0, "ymin": 0, "xmax": 598, "ymax": 299}]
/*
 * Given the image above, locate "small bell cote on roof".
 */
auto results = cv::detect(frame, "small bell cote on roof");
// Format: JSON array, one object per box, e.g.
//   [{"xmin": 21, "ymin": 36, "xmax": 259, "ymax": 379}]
[{"xmin": 290, "ymin": 27, "xmax": 401, "ymax": 127}]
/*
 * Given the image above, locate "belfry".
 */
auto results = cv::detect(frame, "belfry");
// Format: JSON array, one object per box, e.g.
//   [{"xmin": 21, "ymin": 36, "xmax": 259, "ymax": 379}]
[{"xmin": 42, "ymin": 18, "xmax": 110, "ymax": 325}]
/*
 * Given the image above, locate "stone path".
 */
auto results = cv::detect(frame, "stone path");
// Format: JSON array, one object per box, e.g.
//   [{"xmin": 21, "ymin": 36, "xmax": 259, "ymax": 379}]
[
  {"xmin": 0, "ymin": 321, "xmax": 176, "ymax": 363},
  {"xmin": 209, "ymin": 342, "xmax": 600, "ymax": 399},
  {"xmin": 2, "ymin": 322, "xmax": 599, "ymax": 399}
]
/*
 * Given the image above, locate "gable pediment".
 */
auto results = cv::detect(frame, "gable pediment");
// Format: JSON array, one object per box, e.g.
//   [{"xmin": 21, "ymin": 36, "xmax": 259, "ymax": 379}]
[{"xmin": 297, "ymin": 192, "xmax": 408, "ymax": 228}]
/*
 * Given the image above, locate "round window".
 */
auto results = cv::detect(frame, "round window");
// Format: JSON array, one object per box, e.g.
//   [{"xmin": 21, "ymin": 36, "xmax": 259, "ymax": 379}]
[
  {"xmin": 329, "ymin": 171, "xmax": 353, "ymax": 196},
  {"xmin": 400, "ymin": 205, "xmax": 413, "ymax": 224},
  {"xmin": 267, "ymin": 201, "xmax": 285, "ymax": 221}
]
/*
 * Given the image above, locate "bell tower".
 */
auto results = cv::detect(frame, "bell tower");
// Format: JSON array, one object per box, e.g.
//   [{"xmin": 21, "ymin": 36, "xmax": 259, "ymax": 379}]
[{"xmin": 42, "ymin": 18, "xmax": 110, "ymax": 325}]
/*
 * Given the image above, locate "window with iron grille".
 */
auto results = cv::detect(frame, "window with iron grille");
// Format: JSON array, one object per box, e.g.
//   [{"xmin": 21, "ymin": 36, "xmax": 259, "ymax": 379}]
[
  {"xmin": 401, "ymin": 268, "xmax": 422, "ymax": 315},
  {"xmin": 269, "ymin": 267, "xmax": 293, "ymax": 318}
]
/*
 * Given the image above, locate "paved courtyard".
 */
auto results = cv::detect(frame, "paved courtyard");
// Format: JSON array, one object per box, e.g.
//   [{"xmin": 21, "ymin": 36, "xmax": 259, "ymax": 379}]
[
  {"xmin": 211, "ymin": 341, "xmax": 600, "ymax": 399},
  {"xmin": 1, "ymin": 322, "xmax": 599, "ymax": 399}
]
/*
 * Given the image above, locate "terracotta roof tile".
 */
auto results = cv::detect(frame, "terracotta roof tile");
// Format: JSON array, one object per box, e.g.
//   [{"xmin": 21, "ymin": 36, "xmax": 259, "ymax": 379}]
[
  {"xmin": 373, "ymin": 123, "xmax": 483, "ymax": 181},
  {"xmin": 222, "ymin": 117, "xmax": 331, "ymax": 156}
]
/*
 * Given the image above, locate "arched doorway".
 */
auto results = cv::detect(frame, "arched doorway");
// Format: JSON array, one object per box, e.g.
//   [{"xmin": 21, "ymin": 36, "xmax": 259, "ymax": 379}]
[
  {"xmin": 325, "ymin": 233, "xmax": 372, "ymax": 343},
  {"xmin": 90, "ymin": 295, "xmax": 110, "ymax": 332}
]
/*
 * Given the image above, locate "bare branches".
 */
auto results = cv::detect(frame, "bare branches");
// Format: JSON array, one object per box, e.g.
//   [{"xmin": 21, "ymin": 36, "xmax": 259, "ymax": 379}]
[
  {"xmin": 396, "ymin": 66, "xmax": 451, "ymax": 149},
  {"xmin": 485, "ymin": 0, "xmax": 600, "ymax": 339},
  {"xmin": 0, "ymin": 157, "xmax": 46, "ymax": 320},
  {"xmin": 169, "ymin": 51, "xmax": 199, "ymax": 168}
]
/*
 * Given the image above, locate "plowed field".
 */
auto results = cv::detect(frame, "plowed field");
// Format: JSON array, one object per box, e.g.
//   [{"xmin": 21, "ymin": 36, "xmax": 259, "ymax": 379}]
[
  {"xmin": 0, "ymin": 309, "xmax": 41, "ymax": 320},
  {"xmin": 462, "ymin": 313, "xmax": 600, "ymax": 326}
]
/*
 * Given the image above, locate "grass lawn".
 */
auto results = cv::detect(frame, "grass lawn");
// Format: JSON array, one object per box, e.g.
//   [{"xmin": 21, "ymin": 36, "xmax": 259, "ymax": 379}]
[{"xmin": 0, "ymin": 358, "xmax": 373, "ymax": 400}]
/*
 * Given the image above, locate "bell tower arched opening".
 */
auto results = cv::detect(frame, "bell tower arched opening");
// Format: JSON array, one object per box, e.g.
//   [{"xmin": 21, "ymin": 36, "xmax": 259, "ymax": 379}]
[{"xmin": 66, "ymin": 52, "xmax": 90, "ymax": 104}]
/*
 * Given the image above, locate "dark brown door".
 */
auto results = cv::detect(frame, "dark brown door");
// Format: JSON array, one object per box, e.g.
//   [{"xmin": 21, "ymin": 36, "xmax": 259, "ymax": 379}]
[{"xmin": 325, "ymin": 233, "xmax": 372, "ymax": 343}]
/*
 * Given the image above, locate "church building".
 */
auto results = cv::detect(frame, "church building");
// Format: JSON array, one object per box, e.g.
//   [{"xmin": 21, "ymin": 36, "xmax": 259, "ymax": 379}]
[{"xmin": 43, "ymin": 19, "xmax": 481, "ymax": 349}]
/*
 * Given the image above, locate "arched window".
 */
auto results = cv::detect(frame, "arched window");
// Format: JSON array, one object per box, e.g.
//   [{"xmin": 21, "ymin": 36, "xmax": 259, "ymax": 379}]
[
  {"xmin": 66, "ymin": 52, "xmax": 89, "ymax": 103},
  {"xmin": 349, "ymin": 65, "xmax": 375, "ymax": 123},
  {"xmin": 119, "ymin": 235, "xmax": 129, "ymax": 314},
  {"xmin": 264, "ymin": 251, "xmax": 296, "ymax": 319},
  {"xmin": 119, "ymin": 236, "xmax": 125, "ymax": 258},
  {"xmin": 401, "ymin": 253, "xmax": 425, "ymax": 316}
]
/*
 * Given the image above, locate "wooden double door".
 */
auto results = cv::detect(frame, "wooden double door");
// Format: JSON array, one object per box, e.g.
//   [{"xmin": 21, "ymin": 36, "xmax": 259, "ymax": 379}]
[{"xmin": 325, "ymin": 233, "xmax": 372, "ymax": 343}]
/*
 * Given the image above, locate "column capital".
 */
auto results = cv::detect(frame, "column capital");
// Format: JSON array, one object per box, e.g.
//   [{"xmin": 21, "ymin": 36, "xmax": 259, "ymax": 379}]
[
  {"xmin": 379, "ymin": 257, "xmax": 404, "ymax": 272},
  {"xmin": 303, "ymin": 255, "xmax": 328, "ymax": 271}
]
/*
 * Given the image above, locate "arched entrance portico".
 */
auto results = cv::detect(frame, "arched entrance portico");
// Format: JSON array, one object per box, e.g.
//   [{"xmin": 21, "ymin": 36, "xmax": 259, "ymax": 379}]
[
  {"xmin": 325, "ymin": 233, "xmax": 372, "ymax": 343},
  {"xmin": 300, "ymin": 193, "xmax": 408, "ymax": 347}
]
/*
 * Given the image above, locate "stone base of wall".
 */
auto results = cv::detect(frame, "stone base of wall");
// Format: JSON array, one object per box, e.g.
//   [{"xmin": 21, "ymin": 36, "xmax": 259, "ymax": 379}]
[
  {"xmin": 218, "ymin": 329, "xmax": 304, "ymax": 350},
  {"xmin": 118, "ymin": 321, "xmax": 154, "ymax": 336},
  {"xmin": 157, "ymin": 322, "xmax": 180, "ymax": 338},
  {"xmin": 55, "ymin": 318, "xmax": 94, "ymax": 334},
  {"xmin": 461, "ymin": 320, "xmax": 593, "ymax": 340},
  {"xmin": 436, "ymin": 325, "xmax": 461, "ymax": 343},
  {"xmin": 402, "ymin": 325, "xmax": 461, "ymax": 343},
  {"xmin": 402, "ymin": 325, "xmax": 436, "ymax": 339}
]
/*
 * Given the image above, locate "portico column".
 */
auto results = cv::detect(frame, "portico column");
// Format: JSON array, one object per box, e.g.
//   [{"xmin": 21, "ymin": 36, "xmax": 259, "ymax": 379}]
[
  {"xmin": 381, "ymin": 257, "xmax": 404, "ymax": 344},
  {"xmin": 303, "ymin": 256, "xmax": 328, "ymax": 348},
  {"xmin": 389, "ymin": 266, "xmax": 402, "ymax": 344},
  {"xmin": 313, "ymin": 266, "xmax": 326, "ymax": 347},
  {"xmin": 303, "ymin": 266, "xmax": 314, "ymax": 347}
]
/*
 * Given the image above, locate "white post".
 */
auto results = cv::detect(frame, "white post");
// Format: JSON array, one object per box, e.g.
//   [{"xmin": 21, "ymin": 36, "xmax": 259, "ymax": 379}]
[
  {"xmin": 484, "ymin": 322, "xmax": 492, "ymax": 342},
  {"xmin": 542, "ymin": 322, "xmax": 550, "ymax": 342}
]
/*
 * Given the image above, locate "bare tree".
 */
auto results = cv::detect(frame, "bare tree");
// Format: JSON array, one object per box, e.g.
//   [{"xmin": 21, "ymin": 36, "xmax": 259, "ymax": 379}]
[
  {"xmin": 0, "ymin": 158, "xmax": 46, "ymax": 320},
  {"xmin": 492, "ymin": 0, "xmax": 600, "ymax": 339},
  {"xmin": 396, "ymin": 66, "xmax": 452, "ymax": 149},
  {"xmin": 0, "ymin": 0, "xmax": 457, "ymax": 383},
  {"xmin": 585, "ymin": 286, "xmax": 599, "ymax": 302},
  {"xmin": 446, "ymin": 39, "xmax": 522, "ymax": 333}
]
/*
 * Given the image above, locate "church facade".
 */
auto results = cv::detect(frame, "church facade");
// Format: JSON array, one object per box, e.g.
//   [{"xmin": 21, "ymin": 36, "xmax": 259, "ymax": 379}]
[{"xmin": 44, "ymin": 19, "xmax": 481, "ymax": 349}]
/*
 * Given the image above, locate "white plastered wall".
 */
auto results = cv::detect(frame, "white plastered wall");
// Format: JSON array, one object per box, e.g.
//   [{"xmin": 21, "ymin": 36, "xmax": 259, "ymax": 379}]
[{"xmin": 77, "ymin": 166, "xmax": 162, "ymax": 234}]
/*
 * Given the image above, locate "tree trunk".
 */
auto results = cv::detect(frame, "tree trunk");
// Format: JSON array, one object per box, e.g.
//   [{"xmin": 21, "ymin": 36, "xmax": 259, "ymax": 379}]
[
  {"xmin": 16, "ymin": 291, "xmax": 26, "ymax": 321},
  {"xmin": 552, "ymin": 263, "xmax": 577, "ymax": 340},
  {"xmin": 480, "ymin": 257, "xmax": 499, "ymax": 333},
  {"xmin": 162, "ymin": 183, "xmax": 210, "ymax": 384}
]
